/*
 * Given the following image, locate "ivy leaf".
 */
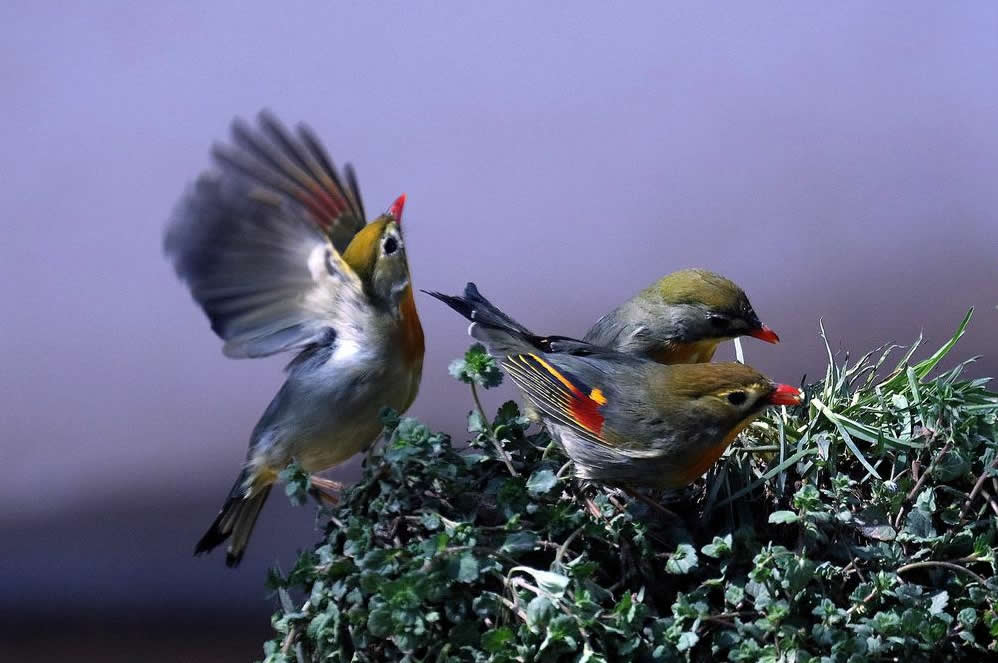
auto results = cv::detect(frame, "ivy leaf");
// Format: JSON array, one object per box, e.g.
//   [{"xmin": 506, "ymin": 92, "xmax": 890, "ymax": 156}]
[
  {"xmin": 665, "ymin": 544, "xmax": 698, "ymax": 575},
  {"xmin": 511, "ymin": 566, "xmax": 570, "ymax": 598},
  {"xmin": 905, "ymin": 508, "xmax": 936, "ymax": 539},
  {"xmin": 367, "ymin": 606, "xmax": 393, "ymax": 638},
  {"xmin": 702, "ymin": 534, "xmax": 733, "ymax": 558},
  {"xmin": 279, "ymin": 460, "xmax": 310, "ymax": 507},
  {"xmin": 768, "ymin": 511, "xmax": 800, "ymax": 525},
  {"xmin": 929, "ymin": 591, "xmax": 949, "ymax": 616},
  {"xmin": 467, "ymin": 410, "xmax": 488, "ymax": 434},
  {"xmin": 449, "ymin": 553, "xmax": 480, "ymax": 583},
  {"xmin": 494, "ymin": 400, "xmax": 529, "ymax": 431},
  {"xmin": 449, "ymin": 343, "xmax": 503, "ymax": 388},
  {"xmin": 526, "ymin": 469, "xmax": 558, "ymax": 495},
  {"xmin": 526, "ymin": 596, "xmax": 554, "ymax": 629},
  {"xmin": 481, "ymin": 627, "xmax": 515, "ymax": 652},
  {"xmin": 677, "ymin": 630, "xmax": 700, "ymax": 652},
  {"xmin": 500, "ymin": 531, "xmax": 539, "ymax": 554}
]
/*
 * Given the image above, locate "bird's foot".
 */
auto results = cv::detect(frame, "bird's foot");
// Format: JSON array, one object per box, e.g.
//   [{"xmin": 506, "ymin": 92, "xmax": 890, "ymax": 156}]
[{"xmin": 309, "ymin": 476, "xmax": 344, "ymax": 505}]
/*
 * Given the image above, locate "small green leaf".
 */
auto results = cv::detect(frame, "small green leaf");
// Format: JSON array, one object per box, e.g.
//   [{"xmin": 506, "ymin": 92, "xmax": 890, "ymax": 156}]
[
  {"xmin": 279, "ymin": 460, "xmax": 310, "ymax": 507},
  {"xmin": 511, "ymin": 566, "xmax": 570, "ymax": 598},
  {"xmin": 702, "ymin": 534, "xmax": 733, "ymax": 558},
  {"xmin": 481, "ymin": 626, "xmax": 514, "ymax": 652},
  {"xmin": 768, "ymin": 510, "xmax": 800, "ymax": 525},
  {"xmin": 929, "ymin": 591, "xmax": 949, "ymax": 616},
  {"xmin": 452, "ymin": 553, "xmax": 480, "ymax": 583},
  {"xmin": 526, "ymin": 469, "xmax": 558, "ymax": 495},
  {"xmin": 665, "ymin": 544, "xmax": 698, "ymax": 575},
  {"xmin": 677, "ymin": 630, "xmax": 700, "ymax": 652},
  {"xmin": 958, "ymin": 608, "xmax": 978, "ymax": 628},
  {"xmin": 367, "ymin": 606, "xmax": 393, "ymax": 638},
  {"xmin": 526, "ymin": 595, "xmax": 554, "ymax": 629},
  {"xmin": 449, "ymin": 343, "xmax": 503, "ymax": 388},
  {"xmin": 500, "ymin": 531, "xmax": 538, "ymax": 554}
]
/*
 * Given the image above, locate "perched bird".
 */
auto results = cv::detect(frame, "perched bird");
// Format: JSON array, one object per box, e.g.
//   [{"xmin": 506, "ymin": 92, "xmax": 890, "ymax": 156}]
[
  {"xmin": 427, "ymin": 284, "xmax": 799, "ymax": 488},
  {"xmin": 165, "ymin": 112, "xmax": 424, "ymax": 566},
  {"xmin": 584, "ymin": 269, "xmax": 780, "ymax": 364}
]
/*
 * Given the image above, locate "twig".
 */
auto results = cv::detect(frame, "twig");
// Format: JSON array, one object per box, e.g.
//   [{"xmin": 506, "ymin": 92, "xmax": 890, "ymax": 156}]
[
  {"xmin": 470, "ymin": 382, "xmax": 519, "ymax": 477},
  {"xmin": 555, "ymin": 525, "xmax": 586, "ymax": 569},
  {"xmin": 896, "ymin": 561, "xmax": 989, "ymax": 586},
  {"xmin": 960, "ymin": 454, "xmax": 998, "ymax": 520},
  {"xmin": 983, "ymin": 489, "xmax": 998, "ymax": 518},
  {"xmin": 906, "ymin": 440, "xmax": 952, "ymax": 501},
  {"xmin": 622, "ymin": 487, "xmax": 678, "ymax": 519},
  {"xmin": 281, "ymin": 599, "xmax": 311, "ymax": 655},
  {"xmin": 846, "ymin": 589, "xmax": 878, "ymax": 616},
  {"xmin": 496, "ymin": 593, "xmax": 528, "ymax": 622},
  {"xmin": 895, "ymin": 437, "xmax": 953, "ymax": 529}
]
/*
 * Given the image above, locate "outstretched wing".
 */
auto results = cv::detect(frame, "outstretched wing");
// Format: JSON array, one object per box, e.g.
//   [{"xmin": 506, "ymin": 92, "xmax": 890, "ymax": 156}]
[
  {"xmin": 211, "ymin": 111, "xmax": 367, "ymax": 252},
  {"xmin": 164, "ymin": 114, "xmax": 372, "ymax": 359},
  {"xmin": 502, "ymin": 353, "xmax": 611, "ymax": 445}
]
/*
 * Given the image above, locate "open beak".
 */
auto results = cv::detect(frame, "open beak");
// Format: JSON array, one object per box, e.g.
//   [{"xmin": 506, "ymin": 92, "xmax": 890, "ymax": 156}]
[
  {"xmin": 388, "ymin": 193, "xmax": 406, "ymax": 223},
  {"xmin": 748, "ymin": 324, "xmax": 780, "ymax": 344},
  {"xmin": 768, "ymin": 384, "xmax": 802, "ymax": 406}
]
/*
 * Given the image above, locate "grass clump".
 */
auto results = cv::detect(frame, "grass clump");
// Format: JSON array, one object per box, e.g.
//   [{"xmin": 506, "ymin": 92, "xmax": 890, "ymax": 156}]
[{"xmin": 262, "ymin": 311, "xmax": 998, "ymax": 662}]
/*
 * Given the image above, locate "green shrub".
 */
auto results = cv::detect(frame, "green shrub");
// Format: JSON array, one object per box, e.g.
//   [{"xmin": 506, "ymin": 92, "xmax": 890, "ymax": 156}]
[{"xmin": 262, "ymin": 311, "xmax": 997, "ymax": 662}]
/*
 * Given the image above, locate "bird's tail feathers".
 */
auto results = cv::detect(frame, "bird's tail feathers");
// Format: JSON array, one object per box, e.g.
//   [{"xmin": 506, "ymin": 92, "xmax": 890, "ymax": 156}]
[
  {"xmin": 423, "ymin": 283, "xmax": 536, "ymax": 357},
  {"xmin": 195, "ymin": 468, "xmax": 272, "ymax": 568}
]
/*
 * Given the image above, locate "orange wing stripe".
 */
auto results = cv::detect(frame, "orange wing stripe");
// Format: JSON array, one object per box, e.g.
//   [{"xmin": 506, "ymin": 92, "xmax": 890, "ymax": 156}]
[{"xmin": 526, "ymin": 354, "xmax": 605, "ymax": 435}]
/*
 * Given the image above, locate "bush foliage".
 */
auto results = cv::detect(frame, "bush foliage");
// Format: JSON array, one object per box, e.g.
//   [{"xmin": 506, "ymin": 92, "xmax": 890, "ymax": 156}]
[{"xmin": 262, "ymin": 312, "xmax": 998, "ymax": 662}]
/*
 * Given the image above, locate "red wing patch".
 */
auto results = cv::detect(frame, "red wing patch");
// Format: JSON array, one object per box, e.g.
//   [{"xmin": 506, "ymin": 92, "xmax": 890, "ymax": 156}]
[{"xmin": 503, "ymin": 353, "xmax": 607, "ymax": 437}]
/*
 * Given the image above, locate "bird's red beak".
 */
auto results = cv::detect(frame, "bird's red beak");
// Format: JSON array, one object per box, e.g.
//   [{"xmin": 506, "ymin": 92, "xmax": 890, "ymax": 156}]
[
  {"xmin": 768, "ymin": 384, "xmax": 802, "ymax": 406},
  {"xmin": 748, "ymin": 324, "xmax": 780, "ymax": 344},
  {"xmin": 388, "ymin": 193, "xmax": 406, "ymax": 224}
]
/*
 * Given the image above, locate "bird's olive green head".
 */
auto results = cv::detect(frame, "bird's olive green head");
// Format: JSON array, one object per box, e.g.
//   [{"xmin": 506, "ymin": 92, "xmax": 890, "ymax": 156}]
[
  {"xmin": 645, "ymin": 268, "xmax": 779, "ymax": 345},
  {"xmin": 655, "ymin": 361, "xmax": 800, "ymax": 429},
  {"xmin": 342, "ymin": 194, "xmax": 411, "ymax": 308}
]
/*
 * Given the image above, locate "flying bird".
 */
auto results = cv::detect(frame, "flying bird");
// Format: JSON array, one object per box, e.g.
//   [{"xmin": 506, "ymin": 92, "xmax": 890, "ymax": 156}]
[{"xmin": 165, "ymin": 112, "xmax": 424, "ymax": 566}]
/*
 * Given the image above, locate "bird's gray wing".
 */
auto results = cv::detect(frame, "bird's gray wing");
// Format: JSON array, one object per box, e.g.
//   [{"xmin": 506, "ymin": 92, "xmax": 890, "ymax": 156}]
[
  {"xmin": 214, "ymin": 111, "xmax": 366, "ymax": 251},
  {"xmin": 165, "ymin": 155, "xmax": 370, "ymax": 359},
  {"xmin": 502, "ymin": 352, "xmax": 620, "ymax": 447}
]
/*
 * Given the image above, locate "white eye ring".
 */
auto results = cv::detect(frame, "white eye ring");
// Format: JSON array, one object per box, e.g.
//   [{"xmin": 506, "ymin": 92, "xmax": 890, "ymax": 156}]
[{"xmin": 383, "ymin": 235, "xmax": 400, "ymax": 255}]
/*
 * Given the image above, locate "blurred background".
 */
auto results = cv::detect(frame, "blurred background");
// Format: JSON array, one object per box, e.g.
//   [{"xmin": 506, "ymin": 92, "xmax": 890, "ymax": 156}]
[{"xmin": 3, "ymin": 2, "xmax": 997, "ymax": 660}]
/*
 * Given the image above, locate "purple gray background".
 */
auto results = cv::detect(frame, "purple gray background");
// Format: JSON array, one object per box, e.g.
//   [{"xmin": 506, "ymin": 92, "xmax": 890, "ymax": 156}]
[{"xmin": 3, "ymin": 2, "xmax": 997, "ymax": 660}]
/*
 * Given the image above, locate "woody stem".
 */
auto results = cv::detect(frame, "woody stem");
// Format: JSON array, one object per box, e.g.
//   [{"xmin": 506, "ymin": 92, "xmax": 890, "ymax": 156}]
[{"xmin": 470, "ymin": 382, "xmax": 518, "ymax": 477}]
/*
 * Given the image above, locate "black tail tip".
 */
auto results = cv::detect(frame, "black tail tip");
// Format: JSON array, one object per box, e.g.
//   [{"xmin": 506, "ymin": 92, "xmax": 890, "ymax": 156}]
[
  {"xmin": 194, "ymin": 522, "xmax": 228, "ymax": 557},
  {"xmin": 193, "ymin": 534, "xmax": 243, "ymax": 568}
]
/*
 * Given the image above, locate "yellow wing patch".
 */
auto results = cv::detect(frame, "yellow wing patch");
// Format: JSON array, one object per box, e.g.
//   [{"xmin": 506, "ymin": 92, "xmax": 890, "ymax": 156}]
[{"xmin": 502, "ymin": 354, "xmax": 608, "ymax": 438}]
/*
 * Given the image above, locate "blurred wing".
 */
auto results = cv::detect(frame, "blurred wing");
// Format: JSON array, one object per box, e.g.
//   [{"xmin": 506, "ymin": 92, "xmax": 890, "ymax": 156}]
[
  {"xmin": 212, "ymin": 111, "xmax": 367, "ymax": 252},
  {"xmin": 503, "ymin": 353, "xmax": 610, "ymax": 445},
  {"xmin": 165, "ymin": 172, "xmax": 370, "ymax": 359}
]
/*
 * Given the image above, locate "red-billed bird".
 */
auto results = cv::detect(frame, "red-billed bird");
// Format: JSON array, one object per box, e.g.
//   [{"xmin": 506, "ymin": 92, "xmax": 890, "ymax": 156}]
[
  {"xmin": 165, "ymin": 112, "xmax": 424, "ymax": 566},
  {"xmin": 428, "ymin": 283, "xmax": 799, "ymax": 488}
]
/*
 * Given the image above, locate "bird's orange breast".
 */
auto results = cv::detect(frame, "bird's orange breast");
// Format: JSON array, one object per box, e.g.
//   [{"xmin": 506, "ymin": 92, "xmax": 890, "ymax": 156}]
[
  {"xmin": 396, "ymin": 286, "xmax": 425, "ymax": 364},
  {"xmin": 650, "ymin": 339, "xmax": 720, "ymax": 365},
  {"xmin": 670, "ymin": 416, "xmax": 754, "ymax": 487}
]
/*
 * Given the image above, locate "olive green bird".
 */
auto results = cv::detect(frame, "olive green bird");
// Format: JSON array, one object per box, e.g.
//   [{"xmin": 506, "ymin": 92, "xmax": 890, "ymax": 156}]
[
  {"xmin": 427, "ymin": 284, "xmax": 800, "ymax": 487},
  {"xmin": 584, "ymin": 269, "xmax": 780, "ymax": 365}
]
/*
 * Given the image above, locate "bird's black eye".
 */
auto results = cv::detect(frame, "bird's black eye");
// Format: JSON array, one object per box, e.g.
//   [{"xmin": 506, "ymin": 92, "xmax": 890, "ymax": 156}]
[
  {"xmin": 709, "ymin": 315, "xmax": 730, "ymax": 329},
  {"xmin": 727, "ymin": 391, "xmax": 747, "ymax": 406},
  {"xmin": 383, "ymin": 236, "xmax": 399, "ymax": 255}
]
